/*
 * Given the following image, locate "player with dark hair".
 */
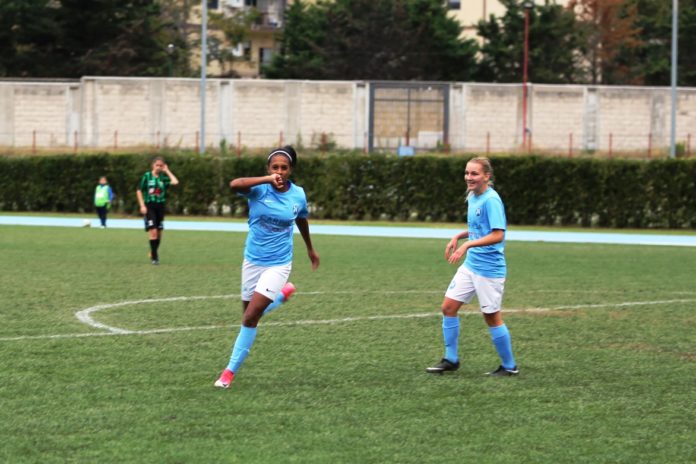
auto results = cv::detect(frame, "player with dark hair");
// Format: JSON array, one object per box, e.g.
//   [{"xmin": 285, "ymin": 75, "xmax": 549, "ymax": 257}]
[
  {"xmin": 426, "ymin": 156, "xmax": 519, "ymax": 377},
  {"xmin": 215, "ymin": 146, "xmax": 320, "ymax": 389},
  {"xmin": 136, "ymin": 156, "xmax": 179, "ymax": 265}
]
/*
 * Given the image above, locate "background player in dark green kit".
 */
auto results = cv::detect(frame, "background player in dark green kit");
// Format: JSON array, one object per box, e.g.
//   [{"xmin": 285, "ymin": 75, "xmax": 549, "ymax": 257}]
[{"xmin": 136, "ymin": 156, "xmax": 179, "ymax": 265}]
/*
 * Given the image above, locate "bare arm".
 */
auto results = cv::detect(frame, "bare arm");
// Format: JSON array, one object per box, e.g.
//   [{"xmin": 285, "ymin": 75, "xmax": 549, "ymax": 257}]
[
  {"xmin": 447, "ymin": 229, "xmax": 505, "ymax": 265},
  {"xmin": 444, "ymin": 230, "xmax": 470, "ymax": 260},
  {"xmin": 163, "ymin": 165, "xmax": 179, "ymax": 185},
  {"xmin": 295, "ymin": 217, "xmax": 320, "ymax": 270},
  {"xmin": 136, "ymin": 189, "xmax": 147, "ymax": 215},
  {"xmin": 230, "ymin": 174, "xmax": 284, "ymax": 193}
]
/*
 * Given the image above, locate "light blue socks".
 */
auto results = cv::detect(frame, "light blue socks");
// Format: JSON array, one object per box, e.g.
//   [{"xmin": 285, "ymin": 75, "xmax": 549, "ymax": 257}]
[
  {"xmin": 489, "ymin": 324, "xmax": 516, "ymax": 369},
  {"xmin": 263, "ymin": 291, "xmax": 287, "ymax": 315},
  {"xmin": 227, "ymin": 325, "xmax": 257, "ymax": 373},
  {"xmin": 442, "ymin": 316, "xmax": 460, "ymax": 363}
]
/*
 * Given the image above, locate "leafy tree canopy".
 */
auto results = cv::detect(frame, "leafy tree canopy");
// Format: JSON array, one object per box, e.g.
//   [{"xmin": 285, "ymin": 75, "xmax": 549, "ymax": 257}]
[
  {"xmin": 0, "ymin": 0, "xmax": 184, "ymax": 78},
  {"xmin": 476, "ymin": 0, "xmax": 585, "ymax": 84},
  {"xmin": 623, "ymin": 0, "xmax": 696, "ymax": 86},
  {"xmin": 264, "ymin": 0, "xmax": 479, "ymax": 81},
  {"xmin": 568, "ymin": 0, "xmax": 642, "ymax": 85}
]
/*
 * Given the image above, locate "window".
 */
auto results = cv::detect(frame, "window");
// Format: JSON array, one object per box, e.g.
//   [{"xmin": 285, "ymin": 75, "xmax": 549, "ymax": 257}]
[
  {"xmin": 259, "ymin": 48, "xmax": 275, "ymax": 66},
  {"xmin": 446, "ymin": 0, "xmax": 460, "ymax": 9}
]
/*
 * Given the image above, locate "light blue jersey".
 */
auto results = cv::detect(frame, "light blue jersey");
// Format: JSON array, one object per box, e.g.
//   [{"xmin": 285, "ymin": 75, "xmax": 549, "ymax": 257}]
[
  {"xmin": 241, "ymin": 182, "xmax": 308, "ymax": 266},
  {"xmin": 464, "ymin": 187, "xmax": 507, "ymax": 278}
]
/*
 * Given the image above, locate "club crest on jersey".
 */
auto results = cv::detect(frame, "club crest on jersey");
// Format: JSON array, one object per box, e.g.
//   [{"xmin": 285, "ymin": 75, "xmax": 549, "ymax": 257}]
[
  {"xmin": 475, "ymin": 207, "xmax": 482, "ymax": 216},
  {"xmin": 293, "ymin": 204, "xmax": 299, "ymax": 215}
]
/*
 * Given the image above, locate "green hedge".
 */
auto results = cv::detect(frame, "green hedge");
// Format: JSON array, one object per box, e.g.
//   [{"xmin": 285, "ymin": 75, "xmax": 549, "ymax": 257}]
[{"xmin": 1, "ymin": 153, "xmax": 695, "ymax": 228}]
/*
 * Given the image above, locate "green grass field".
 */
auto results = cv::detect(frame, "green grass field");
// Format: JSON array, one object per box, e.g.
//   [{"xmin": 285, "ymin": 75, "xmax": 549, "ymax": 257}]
[{"xmin": 1, "ymin": 224, "xmax": 694, "ymax": 463}]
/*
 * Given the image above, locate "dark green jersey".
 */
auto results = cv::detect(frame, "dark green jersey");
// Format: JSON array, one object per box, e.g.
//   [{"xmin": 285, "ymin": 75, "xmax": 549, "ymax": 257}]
[{"xmin": 139, "ymin": 171, "xmax": 171, "ymax": 204}]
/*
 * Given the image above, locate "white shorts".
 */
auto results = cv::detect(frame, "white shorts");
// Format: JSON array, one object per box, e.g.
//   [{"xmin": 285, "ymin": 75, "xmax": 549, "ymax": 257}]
[
  {"xmin": 444, "ymin": 265, "xmax": 505, "ymax": 314},
  {"xmin": 241, "ymin": 260, "xmax": 292, "ymax": 302}
]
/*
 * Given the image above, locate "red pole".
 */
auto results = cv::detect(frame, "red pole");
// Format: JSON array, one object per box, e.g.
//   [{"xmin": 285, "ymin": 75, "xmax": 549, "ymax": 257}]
[
  {"xmin": 364, "ymin": 132, "xmax": 368, "ymax": 155},
  {"xmin": 569, "ymin": 133, "xmax": 573, "ymax": 158},
  {"xmin": 114, "ymin": 130, "xmax": 118, "ymax": 149},
  {"xmin": 195, "ymin": 131, "xmax": 199, "ymax": 150},
  {"xmin": 688, "ymin": 134, "xmax": 691, "ymax": 157},
  {"xmin": 74, "ymin": 130, "xmax": 78, "ymax": 153},
  {"xmin": 609, "ymin": 133, "xmax": 613, "ymax": 159},
  {"xmin": 236, "ymin": 131, "xmax": 241, "ymax": 157},
  {"xmin": 647, "ymin": 133, "xmax": 652, "ymax": 158},
  {"xmin": 522, "ymin": 8, "xmax": 530, "ymax": 148},
  {"xmin": 32, "ymin": 130, "xmax": 36, "ymax": 154}
]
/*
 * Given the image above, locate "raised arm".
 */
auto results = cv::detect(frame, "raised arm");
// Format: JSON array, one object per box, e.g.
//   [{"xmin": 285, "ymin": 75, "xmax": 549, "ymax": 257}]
[
  {"xmin": 230, "ymin": 174, "xmax": 284, "ymax": 193},
  {"xmin": 163, "ymin": 164, "xmax": 179, "ymax": 185}
]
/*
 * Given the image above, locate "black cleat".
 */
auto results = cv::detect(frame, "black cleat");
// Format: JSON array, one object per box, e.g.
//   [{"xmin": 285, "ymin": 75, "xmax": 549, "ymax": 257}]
[
  {"xmin": 486, "ymin": 365, "xmax": 519, "ymax": 376},
  {"xmin": 426, "ymin": 358, "xmax": 460, "ymax": 374}
]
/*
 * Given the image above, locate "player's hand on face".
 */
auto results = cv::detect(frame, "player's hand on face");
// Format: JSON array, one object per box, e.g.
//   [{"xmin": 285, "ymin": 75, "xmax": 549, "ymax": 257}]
[{"xmin": 269, "ymin": 173, "xmax": 284, "ymax": 189}]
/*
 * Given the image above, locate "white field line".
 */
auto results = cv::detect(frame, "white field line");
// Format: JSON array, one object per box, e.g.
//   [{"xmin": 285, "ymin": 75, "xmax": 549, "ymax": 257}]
[{"xmin": 1, "ymin": 294, "xmax": 695, "ymax": 342}]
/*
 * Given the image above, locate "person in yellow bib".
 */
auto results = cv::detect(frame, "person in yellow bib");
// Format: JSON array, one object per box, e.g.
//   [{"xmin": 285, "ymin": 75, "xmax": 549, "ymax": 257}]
[{"xmin": 94, "ymin": 176, "xmax": 114, "ymax": 228}]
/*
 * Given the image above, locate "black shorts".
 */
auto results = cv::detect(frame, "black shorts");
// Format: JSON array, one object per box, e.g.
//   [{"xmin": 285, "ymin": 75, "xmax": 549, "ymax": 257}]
[{"xmin": 144, "ymin": 203, "xmax": 165, "ymax": 231}]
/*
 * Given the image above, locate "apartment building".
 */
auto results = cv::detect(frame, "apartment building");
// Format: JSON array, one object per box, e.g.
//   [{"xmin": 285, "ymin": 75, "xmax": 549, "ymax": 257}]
[
  {"xmin": 446, "ymin": 0, "xmax": 572, "ymax": 40},
  {"xmin": 197, "ymin": 0, "xmax": 318, "ymax": 78}
]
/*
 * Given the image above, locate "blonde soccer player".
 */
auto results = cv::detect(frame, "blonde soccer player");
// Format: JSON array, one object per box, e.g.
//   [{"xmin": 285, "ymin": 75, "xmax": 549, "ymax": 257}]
[{"xmin": 426, "ymin": 156, "xmax": 519, "ymax": 376}]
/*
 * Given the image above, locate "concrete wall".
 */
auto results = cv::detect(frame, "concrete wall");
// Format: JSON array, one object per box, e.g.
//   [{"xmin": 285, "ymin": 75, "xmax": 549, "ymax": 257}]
[{"xmin": 1, "ymin": 77, "xmax": 695, "ymax": 154}]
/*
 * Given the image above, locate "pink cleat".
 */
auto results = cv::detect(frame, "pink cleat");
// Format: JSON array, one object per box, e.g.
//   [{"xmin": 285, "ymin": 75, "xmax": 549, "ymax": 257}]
[
  {"xmin": 214, "ymin": 368, "xmax": 234, "ymax": 389},
  {"xmin": 281, "ymin": 282, "xmax": 296, "ymax": 302}
]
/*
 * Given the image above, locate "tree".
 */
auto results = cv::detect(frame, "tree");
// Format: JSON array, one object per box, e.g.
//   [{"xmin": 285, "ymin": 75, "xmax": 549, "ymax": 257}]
[
  {"xmin": 568, "ymin": 0, "xmax": 642, "ymax": 85},
  {"xmin": 476, "ymin": 0, "xmax": 585, "ymax": 84},
  {"xmin": 0, "ymin": 0, "xmax": 62, "ymax": 77},
  {"xmin": 157, "ymin": 0, "xmax": 197, "ymax": 77},
  {"xmin": 623, "ymin": 0, "xmax": 696, "ymax": 87},
  {"xmin": 55, "ymin": 0, "xmax": 181, "ymax": 77},
  {"xmin": 0, "ymin": 0, "xmax": 183, "ymax": 78},
  {"xmin": 263, "ymin": 0, "xmax": 478, "ymax": 81}
]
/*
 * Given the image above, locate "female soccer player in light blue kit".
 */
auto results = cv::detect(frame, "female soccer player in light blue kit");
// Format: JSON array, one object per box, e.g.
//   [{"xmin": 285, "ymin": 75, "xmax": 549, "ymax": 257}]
[
  {"xmin": 215, "ymin": 146, "xmax": 320, "ymax": 389},
  {"xmin": 426, "ymin": 157, "xmax": 519, "ymax": 376}
]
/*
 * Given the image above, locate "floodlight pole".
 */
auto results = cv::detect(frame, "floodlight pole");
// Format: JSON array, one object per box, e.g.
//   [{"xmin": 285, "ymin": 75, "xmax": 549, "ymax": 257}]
[
  {"xmin": 200, "ymin": 0, "xmax": 208, "ymax": 154},
  {"xmin": 167, "ymin": 43, "xmax": 174, "ymax": 77},
  {"xmin": 669, "ymin": 0, "xmax": 678, "ymax": 158},
  {"xmin": 522, "ymin": 1, "xmax": 533, "ymax": 149}
]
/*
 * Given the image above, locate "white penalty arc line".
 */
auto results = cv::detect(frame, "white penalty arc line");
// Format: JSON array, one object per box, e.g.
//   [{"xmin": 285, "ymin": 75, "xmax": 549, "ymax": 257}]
[{"xmin": 1, "ymin": 295, "xmax": 695, "ymax": 342}]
